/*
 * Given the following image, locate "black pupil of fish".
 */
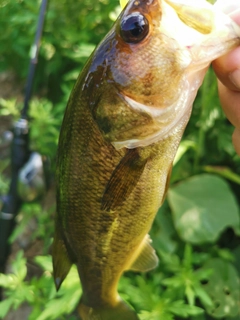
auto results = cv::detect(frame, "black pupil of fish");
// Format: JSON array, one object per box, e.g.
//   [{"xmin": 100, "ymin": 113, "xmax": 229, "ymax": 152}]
[{"xmin": 120, "ymin": 13, "xmax": 149, "ymax": 43}]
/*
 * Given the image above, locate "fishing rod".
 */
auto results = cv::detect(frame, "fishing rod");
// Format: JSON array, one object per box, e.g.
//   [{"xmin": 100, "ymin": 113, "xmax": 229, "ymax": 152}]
[{"xmin": 0, "ymin": 0, "xmax": 48, "ymax": 299}]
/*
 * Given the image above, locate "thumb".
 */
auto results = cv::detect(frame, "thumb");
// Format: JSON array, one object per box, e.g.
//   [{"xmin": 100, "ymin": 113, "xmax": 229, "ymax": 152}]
[{"xmin": 212, "ymin": 7, "xmax": 240, "ymax": 91}]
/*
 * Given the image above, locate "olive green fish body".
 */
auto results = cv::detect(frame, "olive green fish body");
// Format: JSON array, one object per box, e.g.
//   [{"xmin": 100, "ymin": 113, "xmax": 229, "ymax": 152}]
[
  {"xmin": 56, "ymin": 64, "xmax": 184, "ymax": 306},
  {"xmin": 53, "ymin": 0, "xmax": 240, "ymax": 319}
]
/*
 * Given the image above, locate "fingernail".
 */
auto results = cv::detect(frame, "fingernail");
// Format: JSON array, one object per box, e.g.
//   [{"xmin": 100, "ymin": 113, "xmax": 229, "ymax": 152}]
[{"xmin": 229, "ymin": 69, "xmax": 240, "ymax": 89}]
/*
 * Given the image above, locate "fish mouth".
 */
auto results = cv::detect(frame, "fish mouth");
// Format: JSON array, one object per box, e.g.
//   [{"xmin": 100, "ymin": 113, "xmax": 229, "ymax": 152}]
[
  {"xmin": 164, "ymin": 0, "xmax": 214, "ymax": 35},
  {"xmin": 160, "ymin": 0, "xmax": 240, "ymax": 62},
  {"xmin": 159, "ymin": 0, "xmax": 218, "ymax": 50}
]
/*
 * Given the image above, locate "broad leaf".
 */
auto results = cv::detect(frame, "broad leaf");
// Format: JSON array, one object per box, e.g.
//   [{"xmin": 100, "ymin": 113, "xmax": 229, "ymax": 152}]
[
  {"xmin": 200, "ymin": 258, "xmax": 240, "ymax": 318},
  {"xmin": 168, "ymin": 174, "xmax": 240, "ymax": 243}
]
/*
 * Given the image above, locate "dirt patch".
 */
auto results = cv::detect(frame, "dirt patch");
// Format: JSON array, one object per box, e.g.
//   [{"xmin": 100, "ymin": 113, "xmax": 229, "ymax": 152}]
[{"xmin": 0, "ymin": 72, "xmax": 23, "ymax": 100}]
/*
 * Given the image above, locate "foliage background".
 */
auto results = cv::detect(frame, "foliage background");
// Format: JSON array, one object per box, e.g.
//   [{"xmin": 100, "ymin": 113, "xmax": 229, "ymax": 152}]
[{"xmin": 0, "ymin": 0, "xmax": 239, "ymax": 319}]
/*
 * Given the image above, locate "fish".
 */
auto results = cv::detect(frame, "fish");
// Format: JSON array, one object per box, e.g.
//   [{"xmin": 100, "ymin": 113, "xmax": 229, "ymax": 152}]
[{"xmin": 52, "ymin": 0, "xmax": 240, "ymax": 319}]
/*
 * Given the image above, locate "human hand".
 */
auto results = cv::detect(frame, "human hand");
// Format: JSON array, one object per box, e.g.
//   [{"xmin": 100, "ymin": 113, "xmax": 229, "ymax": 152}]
[{"xmin": 212, "ymin": 4, "xmax": 240, "ymax": 155}]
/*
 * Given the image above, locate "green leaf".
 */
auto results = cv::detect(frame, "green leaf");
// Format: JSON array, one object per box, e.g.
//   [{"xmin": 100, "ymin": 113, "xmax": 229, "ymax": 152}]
[
  {"xmin": 119, "ymin": 275, "xmax": 160, "ymax": 311},
  {"xmin": 120, "ymin": 0, "xmax": 128, "ymax": 9},
  {"xmin": 194, "ymin": 285, "xmax": 213, "ymax": 307},
  {"xmin": 0, "ymin": 297, "xmax": 14, "ymax": 319},
  {"xmin": 34, "ymin": 255, "xmax": 53, "ymax": 272},
  {"xmin": 200, "ymin": 258, "xmax": 240, "ymax": 318},
  {"xmin": 8, "ymin": 212, "xmax": 33, "ymax": 244},
  {"xmin": 203, "ymin": 165, "xmax": 240, "ymax": 185},
  {"xmin": 0, "ymin": 273, "xmax": 17, "ymax": 288},
  {"xmin": 11, "ymin": 251, "xmax": 27, "ymax": 281},
  {"xmin": 35, "ymin": 265, "xmax": 81, "ymax": 320},
  {"xmin": 168, "ymin": 300, "xmax": 204, "ymax": 317},
  {"xmin": 139, "ymin": 309, "xmax": 173, "ymax": 320},
  {"xmin": 173, "ymin": 140, "xmax": 196, "ymax": 165},
  {"xmin": 151, "ymin": 202, "xmax": 177, "ymax": 254},
  {"xmin": 0, "ymin": 98, "xmax": 20, "ymax": 118},
  {"xmin": 186, "ymin": 285, "xmax": 195, "ymax": 306},
  {"xmin": 168, "ymin": 174, "xmax": 240, "ymax": 243}
]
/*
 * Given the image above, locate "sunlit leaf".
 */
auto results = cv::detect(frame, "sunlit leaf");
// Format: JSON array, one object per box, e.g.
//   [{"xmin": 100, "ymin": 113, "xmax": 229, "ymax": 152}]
[
  {"xmin": 168, "ymin": 300, "xmax": 204, "ymax": 317},
  {"xmin": 34, "ymin": 255, "xmax": 53, "ymax": 272},
  {"xmin": 168, "ymin": 174, "xmax": 240, "ymax": 243},
  {"xmin": 0, "ymin": 297, "xmax": 14, "ymax": 319},
  {"xmin": 173, "ymin": 140, "xmax": 196, "ymax": 165},
  {"xmin": 139, "ymin": 309, "xmax": 173, "ymax": 320},
  {"xmin": 120, "ymin": 0, "xmax": 128, "ymax": 9},
  {"xmin": 11, "ymin": 251, "xmax": 27, "ymax": 281},
  {"xmin": 0, "ymin": 273, "xmax": 17, "ymax": 288}
]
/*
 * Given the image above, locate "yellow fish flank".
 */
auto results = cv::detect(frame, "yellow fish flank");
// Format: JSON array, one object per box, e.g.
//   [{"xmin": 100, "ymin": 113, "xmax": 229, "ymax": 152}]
[{"xmin": 52, "ymin": 0, "xmax": 240, "ymax": 319}]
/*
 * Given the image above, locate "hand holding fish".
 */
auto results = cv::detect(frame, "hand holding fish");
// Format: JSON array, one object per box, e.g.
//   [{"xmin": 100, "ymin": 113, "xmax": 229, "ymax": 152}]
[{"xmin": 213, "ymin": 3, "xmax": 240, "ymax": 155}]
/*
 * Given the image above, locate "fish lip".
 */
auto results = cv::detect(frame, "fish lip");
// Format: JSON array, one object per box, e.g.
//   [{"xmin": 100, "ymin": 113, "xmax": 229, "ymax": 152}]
[
  {"xmin": 160, "ymin": 0, "xmax": 212, "ymax": 49},
  {"xmin": 164, "ymin": 0, "xmax": 213, "ymax": 11},
  {"xmin": 161, "ymin": 0, "xmax": 240, "ymax": 59}
]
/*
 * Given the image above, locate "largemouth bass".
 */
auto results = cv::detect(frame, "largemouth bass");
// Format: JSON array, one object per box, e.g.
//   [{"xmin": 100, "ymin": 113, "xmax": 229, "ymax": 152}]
[{"xmin": 53, "ymin": 0, "xmax": 240, "ymax": 319}]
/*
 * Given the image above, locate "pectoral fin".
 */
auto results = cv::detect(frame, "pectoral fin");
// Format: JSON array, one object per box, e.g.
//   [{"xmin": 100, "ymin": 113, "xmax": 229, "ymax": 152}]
[
  {"xmin": 101, "ymin": 148, "xmax": 148, "ymax": 212},
  {"xmin": 128, "ymin": 235, "xmax": 159, "ymax": 272},
  {"xmin": 52, "ymin": 222, "xmax": 73, "ymax": 291}
]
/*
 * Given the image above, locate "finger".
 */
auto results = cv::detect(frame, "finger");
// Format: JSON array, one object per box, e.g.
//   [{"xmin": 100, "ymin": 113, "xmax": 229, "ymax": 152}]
[
  {"xmin": 217, "ymin": 81, "xmax": 240, "ymax": 128},
  {"xmin": 213, "ymin": 48, "xmax": 240, "ymax": 91},
  {"xmin": 232, "ymin": 128, "xmax": 240, "ymax": 155},
  {"xmin": 212, "ymin": 9, "xmax": 240, "ymax": 91}
]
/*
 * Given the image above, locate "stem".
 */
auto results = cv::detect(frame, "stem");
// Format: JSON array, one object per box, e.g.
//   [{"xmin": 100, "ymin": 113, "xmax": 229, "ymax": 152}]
[{"xmin": 193, "ymin": 69, "xmax": 211, "ymax": 173}]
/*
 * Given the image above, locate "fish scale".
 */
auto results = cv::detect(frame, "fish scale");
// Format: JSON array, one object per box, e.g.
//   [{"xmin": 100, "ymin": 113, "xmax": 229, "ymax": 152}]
[{"xmin": 53, "ymin": 0, "xmax": 240, "ymax": 319}]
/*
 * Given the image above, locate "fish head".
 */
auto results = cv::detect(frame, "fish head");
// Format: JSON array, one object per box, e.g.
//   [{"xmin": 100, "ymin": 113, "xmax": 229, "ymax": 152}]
[
  {"xmin": 89, "ymin": 0, "xmax": 240, "ymax": 149},
  {"xmin": 109, "ymin": 0, "xmax": 188, "ymax": 106}
]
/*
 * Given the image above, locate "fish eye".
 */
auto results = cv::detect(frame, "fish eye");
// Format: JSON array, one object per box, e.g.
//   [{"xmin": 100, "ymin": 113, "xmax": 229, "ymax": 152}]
[{"xmin": 120, "ymin": 13, "xmax": 149, "ymax": 44}]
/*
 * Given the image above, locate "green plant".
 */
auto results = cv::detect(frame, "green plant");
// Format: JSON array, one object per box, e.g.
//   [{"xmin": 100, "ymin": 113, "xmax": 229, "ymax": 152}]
[
  {"xmin": 0, "ymin": 252, "xmax": 81, "ymax": 319},
  {"xmin": 0, "ymin": 0, "xmax": 120, "ymax": 101},
  {"xmin": 0, "ymin": 1, "xmax": 239, "ymax": 319}
]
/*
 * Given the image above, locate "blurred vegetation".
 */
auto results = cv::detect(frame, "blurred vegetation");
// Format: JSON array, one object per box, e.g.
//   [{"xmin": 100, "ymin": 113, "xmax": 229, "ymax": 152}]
[{"xmin": 0, "ymin": 0, "xmax": 239, "ymax": 319}]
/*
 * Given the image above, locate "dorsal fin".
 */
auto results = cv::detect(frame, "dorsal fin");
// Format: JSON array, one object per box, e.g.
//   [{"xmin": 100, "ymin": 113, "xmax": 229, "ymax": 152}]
[{"xmin": 101, "ymin": 148, "xmax": 148, "ymax": 212}]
